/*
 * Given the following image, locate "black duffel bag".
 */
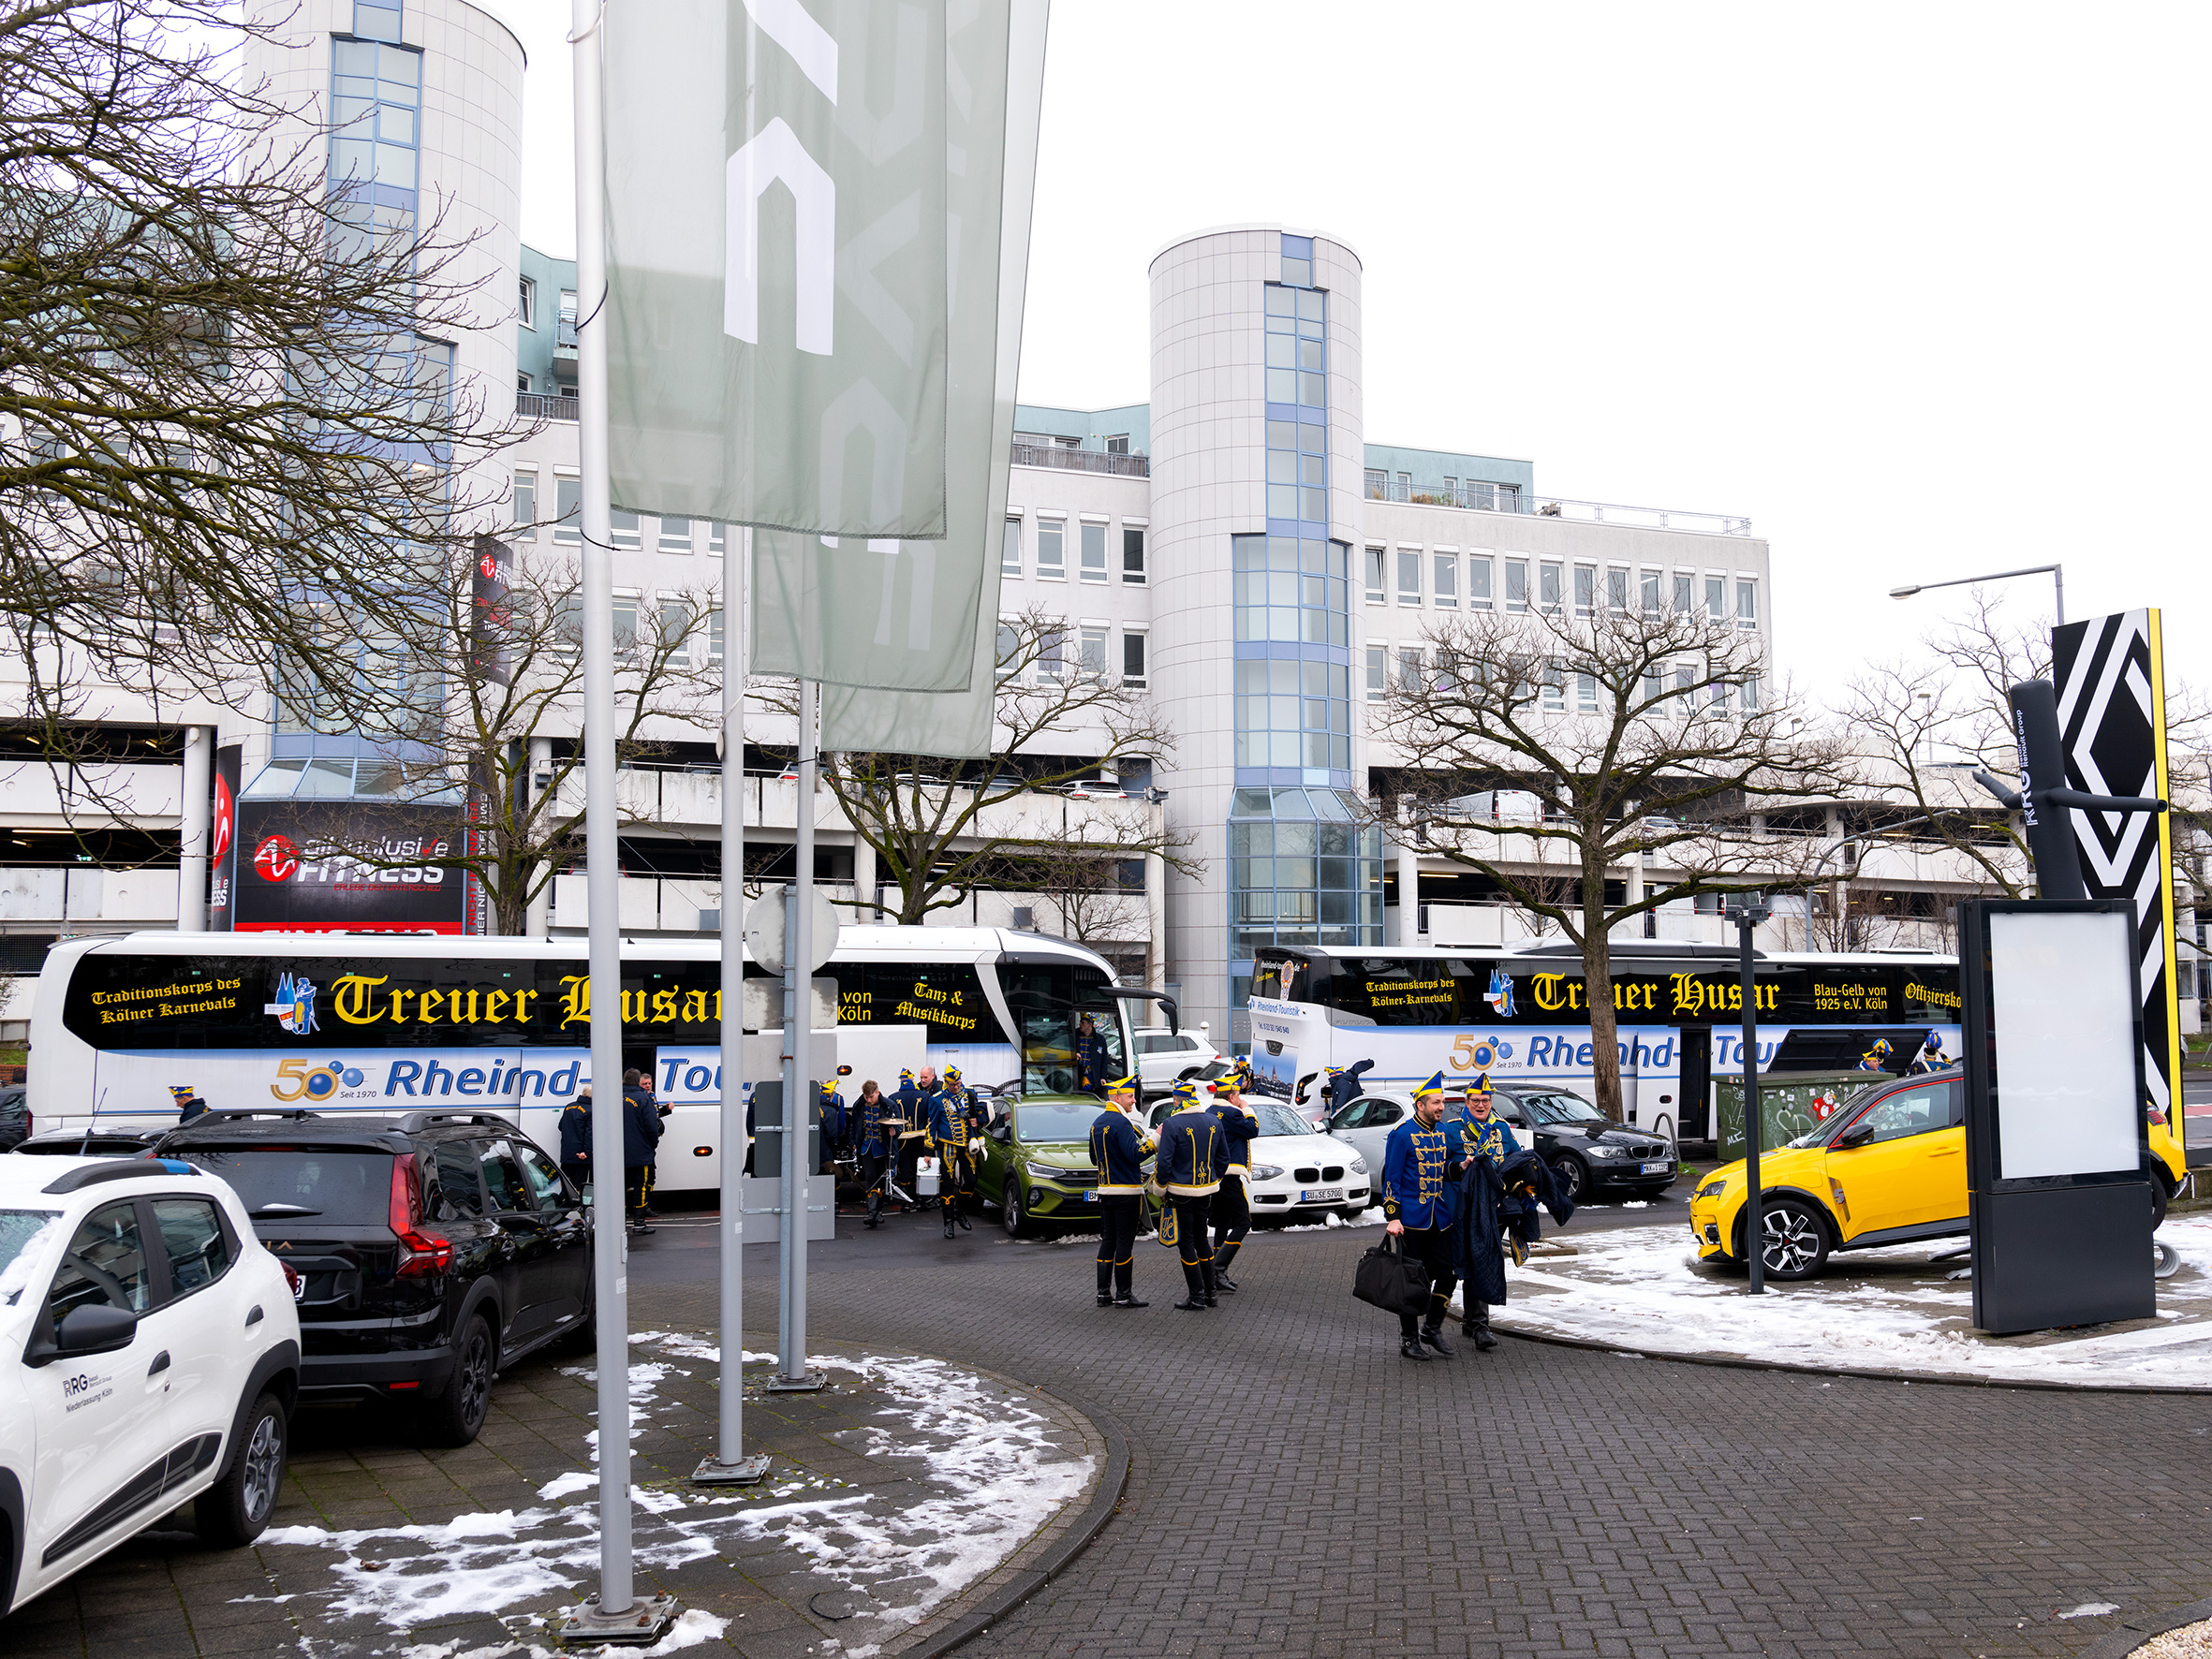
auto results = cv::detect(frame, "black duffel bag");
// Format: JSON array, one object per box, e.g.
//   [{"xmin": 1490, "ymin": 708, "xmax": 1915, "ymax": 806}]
[{"xmin": 1352, "ymin": 1233, "xmax": 1429, "ymax": 1316}]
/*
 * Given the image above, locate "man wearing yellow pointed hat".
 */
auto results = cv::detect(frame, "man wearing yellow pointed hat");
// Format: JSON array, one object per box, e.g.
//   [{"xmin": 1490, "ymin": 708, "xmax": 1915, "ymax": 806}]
[
  {"xmin": 1154, "ymin": 1078, "xmax": 1224, "ymax": 1310},
  {"xmin": 1381, "ymin": 1069, "xmax": 1467, "ymax": 1360},
  {"xmin": 1209, "ymin": 1060, "xmax": 1259, "ymax": 1291},
  {"xmin": 1088, "ymin": 1074, "xmax": 1154, "ymax": 1309}
]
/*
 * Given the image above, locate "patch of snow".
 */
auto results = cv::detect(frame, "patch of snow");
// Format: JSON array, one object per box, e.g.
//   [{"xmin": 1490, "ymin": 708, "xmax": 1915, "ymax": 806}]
[
  {"xmin": 2058, "ymin": 1602, "xmax": 2120, "ymax": 1619},
  {"xmin": 1621, "ymin": 1200, "xmax": 1650, "ymax": 1209},
  {"xmin": 1491, "ymin": 1215, "xmax": 2212, "ymax": 1387},
  {"xmin": 536, "ymin": 1471, "xmax": 594, "ymax": 1502},
  {"xmin": 1281, "ymin": 1206, "xmax": 1386, "ymax": 1234},
  {"xmin": 640, "ymin": 1608, "xmax": 731, "ymax": 1652}
]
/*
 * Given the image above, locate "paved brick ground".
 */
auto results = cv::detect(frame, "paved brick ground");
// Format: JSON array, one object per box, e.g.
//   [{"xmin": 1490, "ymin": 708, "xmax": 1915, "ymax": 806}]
[{"xmin": 678, "ymin": 1207, "xmax": 2212, "ymax": 1659}]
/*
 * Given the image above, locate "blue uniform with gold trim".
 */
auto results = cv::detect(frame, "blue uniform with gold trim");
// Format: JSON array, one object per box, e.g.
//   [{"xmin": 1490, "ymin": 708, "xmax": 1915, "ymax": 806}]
[{"xmin": 1381, "ymin": 1117, "xmax": 1460, "ymax": 1229}]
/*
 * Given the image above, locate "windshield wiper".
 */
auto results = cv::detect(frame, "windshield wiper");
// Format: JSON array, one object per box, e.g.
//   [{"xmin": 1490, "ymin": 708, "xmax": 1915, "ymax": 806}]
[{"xmin": 249, "ymin": 1203, "xmax": 321, "ymax": 1218}]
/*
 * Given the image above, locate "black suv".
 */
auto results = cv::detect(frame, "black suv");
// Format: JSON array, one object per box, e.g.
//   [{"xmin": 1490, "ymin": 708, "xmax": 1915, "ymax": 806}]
[
  {"xmin": 152, "ymin": 1108, "xmax": 593, "ymax": 1446},
  {"xmin": 1491, "ymin": 1085, "xmax": 1678, "ymax": 1203}
]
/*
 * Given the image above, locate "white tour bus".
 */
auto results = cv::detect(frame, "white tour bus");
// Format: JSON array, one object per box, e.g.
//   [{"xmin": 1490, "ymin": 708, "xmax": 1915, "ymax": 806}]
[
  {"xmin": 27, "ymin": 926, "xmax": 1142, "ymax": 1192},
  {"xmin": 1247, "ymin": 938, "xmax": 1964, "ymax": 1143}
]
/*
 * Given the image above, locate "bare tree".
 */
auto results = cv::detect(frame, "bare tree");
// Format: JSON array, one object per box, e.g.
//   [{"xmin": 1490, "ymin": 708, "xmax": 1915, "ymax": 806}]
[
  {"xmin": 0, "ymin": 0, "xmax": 515, "ymax": 744},
  {"xmin": 271, "ymin": 545, "xmax": 717, "ymax": 934},
  {"xmin": 758, "ymin": 607, "xmax": 1194, "ymax": 925},
  {"xmin": 1382, "ymin": 599, "xmax": 1850, "ymax": 1121}
]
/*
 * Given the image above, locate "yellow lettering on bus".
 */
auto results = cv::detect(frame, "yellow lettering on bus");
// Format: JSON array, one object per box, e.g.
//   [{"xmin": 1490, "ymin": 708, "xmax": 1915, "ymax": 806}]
[
  {"xmin": 652, "ymin": 988, "xmax": 678, "ymax": 1023},
  {"xmin": 560, "ymin": 976, "xmax": 589, "ymax": 1026},
  {"xmin": 419, "ymin": 990, "xmax": 444, "ymax": 1022},
  {"xmin": 485, "ymin": 990, "xmax": 509, "ymax": 1023},
  {"xmin": 332, "ymin": 975, "xmax": 388, "ymax": 1024}
]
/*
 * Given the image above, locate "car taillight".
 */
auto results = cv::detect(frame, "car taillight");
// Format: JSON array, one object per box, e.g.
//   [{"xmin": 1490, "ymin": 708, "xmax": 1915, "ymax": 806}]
[
  {"xmin": 389, "ymin": 1154, "xmax": 452, "ymax": 1276},
  {"xmin": 280, "ymin": 1261, "xmax": 302, "ymax": 1298}
]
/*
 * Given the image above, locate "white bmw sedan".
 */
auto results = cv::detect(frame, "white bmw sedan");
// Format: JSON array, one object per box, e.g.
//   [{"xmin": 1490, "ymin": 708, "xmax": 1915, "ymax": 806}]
[
  {"xmin": 0, "ymin": 1154, "xmax": 302, "ymax": 1616},
  {"xmin": 1146, "ymin": 1096, "xmax": 1372, "ymax": 1223}
]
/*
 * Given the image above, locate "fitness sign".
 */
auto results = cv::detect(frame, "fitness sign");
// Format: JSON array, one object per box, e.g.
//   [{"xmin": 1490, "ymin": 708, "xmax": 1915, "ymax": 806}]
[{"xmin": 233, "ymin": 800, "xmax": 466, "ymax": 934}]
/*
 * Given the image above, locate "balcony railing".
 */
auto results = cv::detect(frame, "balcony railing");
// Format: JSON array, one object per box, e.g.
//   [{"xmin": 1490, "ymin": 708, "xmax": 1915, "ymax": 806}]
[
  {"xmin": 518, "ymin": 391, "xmax": 578, "ymax": 422},
  {"xmin": 1010, "ymin": 442, "xmax": 1151, "ymax": 477},
  {"xmin": 1366, "ymin": 478, "xmax": 1750, "ymax": 536}
]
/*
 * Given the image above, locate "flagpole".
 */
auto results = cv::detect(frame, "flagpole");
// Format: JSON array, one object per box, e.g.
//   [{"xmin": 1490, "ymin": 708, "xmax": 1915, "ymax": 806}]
[
  {"xmin": 560, "ymin": 0, "xmax": 673, "ymax": 1640},
  {"xmin": 698, "ymin": 528, "xmax": 769, "ymax": 1483},
  {"xmin": 774, "ymin": 677, "xmax": 823, "ymax": 1390}
]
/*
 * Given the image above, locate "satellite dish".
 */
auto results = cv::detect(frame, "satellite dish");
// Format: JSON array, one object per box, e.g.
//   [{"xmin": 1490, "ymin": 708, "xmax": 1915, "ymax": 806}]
[{"xmin": 743, "ymin": 888, "xmax": 842, "ymax": 976}]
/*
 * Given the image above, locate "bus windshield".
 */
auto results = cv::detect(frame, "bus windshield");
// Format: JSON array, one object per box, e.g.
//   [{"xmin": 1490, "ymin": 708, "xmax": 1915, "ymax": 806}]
[{"xmin": 998, "ymin": 962, "xmax": 1128, "ymax": 1094}]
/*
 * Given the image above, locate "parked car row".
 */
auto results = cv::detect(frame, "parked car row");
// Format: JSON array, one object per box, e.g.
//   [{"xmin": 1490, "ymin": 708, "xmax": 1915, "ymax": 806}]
[{"xmin": 2, "ymin": 1104, "xmax": 599, "ymax": 1617}]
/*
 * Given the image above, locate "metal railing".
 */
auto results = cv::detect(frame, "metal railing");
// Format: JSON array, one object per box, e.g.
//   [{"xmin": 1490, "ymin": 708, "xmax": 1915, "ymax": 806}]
[
  {"xmin": 554, "ymin": 318, "xmax": 578, "ymax": 350},
  {"xmin": 518, "ymin": 391, "xmax": 578, "ymax": 422},
  {"xmin": 1366, "ymin": 477, "xmax": 1750, "ymax": 536},
  {"xmin": 1010, "ymin": 442, "xmax": 1151, "ymax": 477}
]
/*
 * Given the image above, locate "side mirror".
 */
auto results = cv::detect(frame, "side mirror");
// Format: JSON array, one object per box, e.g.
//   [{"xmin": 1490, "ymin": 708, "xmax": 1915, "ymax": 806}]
[
  {"xmin": 43, "ymin": 1303, "xmax": 139, "ymax": 1364},
  {"xmin": 1835, "ymin": 1121, "xmax": 1874, "ymax": 1150}
]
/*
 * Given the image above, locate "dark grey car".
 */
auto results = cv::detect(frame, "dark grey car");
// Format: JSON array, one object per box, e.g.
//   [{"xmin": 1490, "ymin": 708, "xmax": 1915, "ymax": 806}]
[{"xmin": 1492, "ymin": 1086, "xmax": 1677, "ymax": 1203}]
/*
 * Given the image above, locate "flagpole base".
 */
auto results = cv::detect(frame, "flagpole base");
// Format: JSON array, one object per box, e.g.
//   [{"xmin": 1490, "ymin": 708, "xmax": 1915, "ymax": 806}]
[
  {"xmin": 765, "ymin": 1370, "xmax": 827, "ymax": 1394},
  {"xmin": 554, "ymin": 1593, "xmax": 679, "ymax": 1646},
  {"xmin": 692, "ymin": 1453, "xmax": 771, "ymax": 1486}
]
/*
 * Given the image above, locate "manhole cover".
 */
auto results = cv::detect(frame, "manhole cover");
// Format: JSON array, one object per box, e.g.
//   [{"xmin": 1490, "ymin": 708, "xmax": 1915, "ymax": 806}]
[{"xmin": 810, "ymin": 1592, "xmax": 870, "ymax": 1621}]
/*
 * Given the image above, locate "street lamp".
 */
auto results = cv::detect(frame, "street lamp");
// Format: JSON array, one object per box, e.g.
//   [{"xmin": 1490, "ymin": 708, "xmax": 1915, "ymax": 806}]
[
  {"xmin": 1723, "ymin": 892, "xmax": 1772, "ymax": 1294},
  {"xmin": 1888, "ymin": 563, "xmax": 2063, "ymax": 624}
]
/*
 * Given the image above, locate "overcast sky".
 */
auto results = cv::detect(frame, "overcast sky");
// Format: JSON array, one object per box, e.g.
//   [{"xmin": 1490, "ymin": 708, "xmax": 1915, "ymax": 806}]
[{"xmin": 507, "ymin": 1, "xmax": 2212, "ymax": 708}]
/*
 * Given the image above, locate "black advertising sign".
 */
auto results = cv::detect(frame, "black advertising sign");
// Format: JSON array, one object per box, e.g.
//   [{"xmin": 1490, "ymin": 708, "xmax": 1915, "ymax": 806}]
[
  {"xmin": 234, "ymin": 800, "xmax": 466, "ymax": 934},
  {"xmin": 207, "ymin": 743, "xmax": 243, "ymax": 931},
  {"xmin": 472, "ymin": 533, "xmax": 513, "ymax": 687}
]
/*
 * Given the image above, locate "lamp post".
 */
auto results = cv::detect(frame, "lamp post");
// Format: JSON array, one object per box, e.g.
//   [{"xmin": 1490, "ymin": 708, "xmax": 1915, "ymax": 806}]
[
  {"xmin": 1888, "ymin": 563, "xmax": 2063, "ymax": 624},
  {"xmin": 1724, "ymin": 892, "xmax": 1772, "ymax": 1294}
]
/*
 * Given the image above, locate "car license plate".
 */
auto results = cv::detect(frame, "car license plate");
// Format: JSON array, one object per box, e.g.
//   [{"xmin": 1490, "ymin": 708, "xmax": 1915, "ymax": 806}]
[
  {"xmin": 1083, "ymin": 1190, "xmax": 1098, "ymax": 1203},
  {"xmin": 1641, "ymin": 1161, "xmax": 1669, "ymax": 1175},
  {"xmin": 1300, "ymin": 1187, "xmax": 1343, "ymax": 1203},
  {"xmin": 291, "ymin": 1275, "xmax": 307, "ymax": 1301}
]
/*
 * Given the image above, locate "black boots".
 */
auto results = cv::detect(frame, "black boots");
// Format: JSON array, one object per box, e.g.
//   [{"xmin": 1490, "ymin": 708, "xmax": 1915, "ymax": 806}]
[
  {"xmin": 1420, "ymin": 1321, "xmax": 1453, "ymax": 1358},
  {"xmin": 863, "ymin": 1192, "xmax": 882, "ymax": 1229},
  {"xmin": 1097, "ymin": 1263, "xmax": 1114, "ymax": 1307},
  {"xmin": 1174, "ymin": 1264, "xmax": 1209, "ymax": 1310},
  {"xmin": 1201, "ymin": 1261, "xmax": 1219, "ymax": 1308},
  {"xmin": 942, "ymin": 1209, "xmax": 956, "ymax": 1239},
  {"xmin": 955, "ymin": 1206, "xmax": 971, "ymax": 1232},
  {"xmin": 1460, "ymin": 1301, "xmax": 1497, "ymax": 1351},
  {"xmin": 1214, "ymin": 1240, "xmax": 1241, "ymax": 1291},
  {"xmin": 1399, "ymin": 1335, "xmax": 1431, "ymax": 1360},
  {"xmin": 1113, "ymin": 1293, "xmax": 1149, "ymax": 1309}
]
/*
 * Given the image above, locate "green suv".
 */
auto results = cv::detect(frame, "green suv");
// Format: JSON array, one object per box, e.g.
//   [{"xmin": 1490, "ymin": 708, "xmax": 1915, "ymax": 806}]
[{"xmin": 978, "ymin": 1094, "xmax": 1132, "ymax": 1237}]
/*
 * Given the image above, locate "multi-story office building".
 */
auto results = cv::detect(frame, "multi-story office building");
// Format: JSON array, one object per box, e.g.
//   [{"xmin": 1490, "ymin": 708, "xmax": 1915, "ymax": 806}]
[{"xmin": 0, "ymin": 4, "xmax": 2042, "ymax": 1043}]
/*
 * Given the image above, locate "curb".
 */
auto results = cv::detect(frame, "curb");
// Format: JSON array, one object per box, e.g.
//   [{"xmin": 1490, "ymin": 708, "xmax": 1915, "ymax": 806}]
[
  {"xmin": 2079, "ymin": 1593, "xmax": 2212, "ymax": 1657},
  {"xmin": 1493, "ymin": 1323, "xmax": 2212, "ymax": 1396},
  {"xmin": 900, "ymin": 1389, "xmax": 1132, "ymax": 1659}
]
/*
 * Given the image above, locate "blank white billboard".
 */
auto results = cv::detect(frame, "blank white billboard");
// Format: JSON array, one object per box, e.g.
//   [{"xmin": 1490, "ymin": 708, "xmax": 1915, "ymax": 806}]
[{"xmin": 1988, "ymin": 909, "xmax": 2139, "ymax": 1179}]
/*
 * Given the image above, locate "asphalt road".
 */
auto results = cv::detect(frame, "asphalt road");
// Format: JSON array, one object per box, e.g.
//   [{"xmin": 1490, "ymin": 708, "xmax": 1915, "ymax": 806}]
[{"xmin": 628, "ymin": 1186, "xmax": 2212, "ymax": 1658}]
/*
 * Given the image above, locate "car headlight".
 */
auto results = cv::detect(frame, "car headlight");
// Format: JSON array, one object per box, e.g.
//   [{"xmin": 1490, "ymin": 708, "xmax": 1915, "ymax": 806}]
[
  {"xmin": 1696, "ymin": 1178, "xmax": 1728, "ymax": 1200},
  {"xmin": 1248, "ymin": 1163, "xmax": 1285, "ymax": 1181},
  {"xmin": 1349, "ymin": 1154, "xmax": 1368, "ymax": 1175},
  {"xmin": 1587, "ymin": 1144, "xmax": 1625, "ymax": 1158}
]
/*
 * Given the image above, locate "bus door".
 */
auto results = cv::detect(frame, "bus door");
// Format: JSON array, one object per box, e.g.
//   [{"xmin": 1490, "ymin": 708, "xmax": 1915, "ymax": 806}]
[{"xmin": 1675, "ymin": 1029, "xmax": 1711, "ymax": 1142}]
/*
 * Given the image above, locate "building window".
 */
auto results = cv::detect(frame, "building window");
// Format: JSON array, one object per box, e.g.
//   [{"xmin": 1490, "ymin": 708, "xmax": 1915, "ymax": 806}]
[
  {"xmin": 658, "ymin": 516, "xmax": 692, "ymax": 553},
  {"xmin": 1279, "ymin": 230, "xmax": 1314, "ymax": 288},
  {"xmin": 1433, "ymin": 552, "xmax": 1458, "ymax": 611},
  {"xmin": 353, "ymin": 0, "xmax": 402, "ymax": 40},
  {"xmin": 710, "ymin": 606, "xmax": 725, "ymax": 664},
  {"xmin": 1104, "ymin": 434, "xmax": 1130, "ymax": 454},
  {"xmin": 1036, "ymin": 518, "xmax": 1064, "ymax": 579},
  {"xmin": 1366, "ymin": 645, "xmax": 1387, "ymax": 700},
  {"xmin": 553, "ymin": 474, "xmax": 580, "ymax": 545},
  {"xmin": 1505, "ymin": 558, "xmax": 1527, "ymax": 614},
  {"xmin": 1233, "ymin": 533, "xmax": 1349, "ymax": 648},
  {"xmin": 516, "ymin": 372, "xmax": 532, "ymax": 395},
  {"xmin": 1741, "ymin": 672, "xmax": 1761, "ymax": 711},
  {"xmin": 995, "ymin": 622, "xmax": 1020, "ymax": 682},
  {"xmin": 1468, "ymin": 555, "xmax": 1493, "ymax": 612},
  {"xmin": 1540, "ymin": 562, "xmax": 1562, "ymax": 615},
  {"xmin": 1705, "ymin": 574, "xmax": 1726, "ymax": 622},
  {"xmin": 708, "ymin": 521, "xmax": 726, "ymax": 555},
  {"xmin": 1607, "ymin": 566, "xmax": 1630, "ymax": 615},
  {"xmin": 1397, "ymin": 647, "xmax": 1424, "ymax": 692},
  {"xmin": 1234, "ymin": 655, "xmax": 1351, "ymax": 771},
  {"xmin": 1737, "ymin": 578, "xmax": 1759, "ymax": 630},
  {"xmin": 1228, "ymin": 785, "xmax": 1385, "ymax": 974},
  {"xmin": 1001, "ymin": 516, "xmax": 1022, "ymax": 578},
  {"xmin": 1674, "ymin": 571, "xmax": 1694, "ymax": 614},
  {"xmin": 1364, "ymin": 467, "xmax": 1386, "ymax": 500},
  {"xmin": 1641, "ymin": 568, "xmax": 1662, "ymax": 614},
  {"xmin": 511, "ymin": 469, "xmax": 536, "ymax": 529},
  {"xmin": 1266, "ymin": 417, "xmax": 1326, "ymax": 522},
  {"xmin": 1264, "ymin": 285, "xmax": 1326, "ymax": 410},
  {"xmin": 1122, "ymin": 630, "xmax": 1147, "ymax": 688},
  {"xmin": 1573, "ymin": 563, "xmax": 1595, "ymax": 619},
  {"xmin": 1122, "ymin": 526, "xmax": 1146, "ymax": 584},
  {"xmin": 1675, "ymin": 662, "xmax": 1695, "ymax": 710},
  {"xmin": 558, "ymin": 288, "xmax": 577, "ymax": 338},
  {"xmin": 1364, "ymin": 547, "xmax": 1387, "ymax": 606},
  {"xmin": 1577, "ymin": 672, "xmax": 1599, "ymax": 714},
  {"xmin": 1080, "ymin": 625, "xmax": 1109, "ymax": 681},
  {"xmin": 1080, "ymin": 521, "xmax": 1108, "ymax": 583},
  {"xmin": 1541, "ymin": 658, "xmax": 1565, "ymax": 712},
  {"xmin": 611, "ymin": 593, "xmax": 639, "ymax": 653},
  {"xmin": 1396, "ymin": 550, "xmax": 1422, "ymax": 608},
  {"xmin": 329, "ymin": 37, "xmax": 420, "ymax": 194},
  {"xmin": 609, "ymin": 509, "xmax": 641, "ymax": 551},
  {"xmin": 1038, "ymin": 627, "xmax": 1066, "ymax": 682},
  {"xmin": 659, "ymin": 596, "xmax": 693, "ymax": 660},
  {"xmin": 518, "ymin": 275, "xmax": 537, "ymax": 329}
]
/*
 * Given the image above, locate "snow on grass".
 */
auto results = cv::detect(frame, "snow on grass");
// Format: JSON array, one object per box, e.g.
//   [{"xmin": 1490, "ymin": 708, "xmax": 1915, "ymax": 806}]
[
  {"xmin": 1488, "ymin": 1215, "xmax": 2212, "ymax": 1387},
  {"xmin": 260, "ymin": 1335, "xmax": 1093, "ymax": 1643}
]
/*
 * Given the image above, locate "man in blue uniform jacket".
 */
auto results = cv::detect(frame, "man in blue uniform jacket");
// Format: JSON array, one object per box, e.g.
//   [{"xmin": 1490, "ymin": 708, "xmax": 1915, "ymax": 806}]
[
  {"xmin": 1382, "ymin": 1070, "xmax": 1467, "ymax": 1360},
  {"xmin": 1154, "ymin": 1079, "xmax": 1224, "ymax": 1311},
  {"xmin": 1088, "ymin": 1075, "xmax": 1153, "ymax": 1310},
  {"xmin": 1209, "ymin": 1062, "xmax": 1259, "ymax": 1291},
  {"xmin": 1454, "ymin": 1073, "xmax": 1523, "ymax": 1350},
  {"xmin": 1072, "ymin": 1014, "xmax": 1109, "ymax": 1095}
]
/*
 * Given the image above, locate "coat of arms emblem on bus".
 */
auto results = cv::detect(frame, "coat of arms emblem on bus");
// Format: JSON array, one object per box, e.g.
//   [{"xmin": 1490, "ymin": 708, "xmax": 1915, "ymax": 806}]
[
  {"xmin": 264, "ymin": 973, "xmax": 319, "ymax": 1035},
  {"xmin": 1484, "ymin": 969, "xmax": 1515, "ymax": 1019}
]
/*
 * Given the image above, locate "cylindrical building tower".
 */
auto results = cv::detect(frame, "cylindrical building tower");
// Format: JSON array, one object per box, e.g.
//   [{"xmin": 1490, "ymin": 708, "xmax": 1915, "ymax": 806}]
[{"xmin": 1148, "ymin": 227, "xmax": 1384, "ymax": 1043}]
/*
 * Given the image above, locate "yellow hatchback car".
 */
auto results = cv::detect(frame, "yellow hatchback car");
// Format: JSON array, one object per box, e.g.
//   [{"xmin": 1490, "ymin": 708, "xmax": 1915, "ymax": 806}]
[{"xmin": 1689, "ymin": 1066, "xmax": 2188, "ymax": 1280}]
